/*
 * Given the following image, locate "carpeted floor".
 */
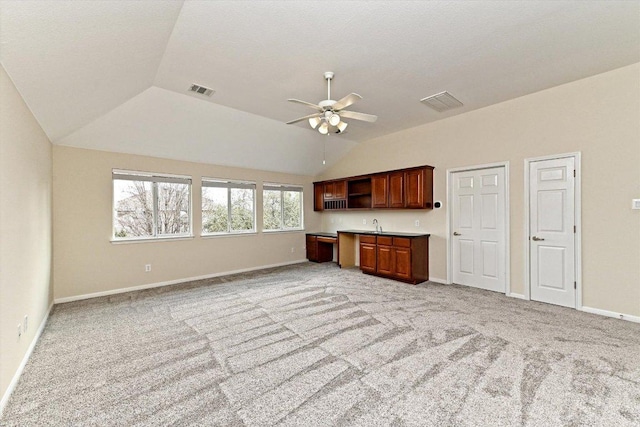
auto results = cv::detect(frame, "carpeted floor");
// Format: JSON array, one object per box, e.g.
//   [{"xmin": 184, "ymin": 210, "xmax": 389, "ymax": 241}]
[{"xmin": 2, "ymin": 263, "xmax": 640, "ymax": 426}]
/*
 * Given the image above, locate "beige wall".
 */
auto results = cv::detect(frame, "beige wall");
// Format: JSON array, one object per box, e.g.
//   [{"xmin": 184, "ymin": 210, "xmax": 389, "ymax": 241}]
[
  {"xmin": 0, "ymin": 66, "xmax": 53, "ymax": 403},
  {"xmin": 52, "ymin": 146, "xmax": 320, "ymax": 300},
  {"xmin": 320, "ymin": 63, "xmax": 640, "ymax": 317}
]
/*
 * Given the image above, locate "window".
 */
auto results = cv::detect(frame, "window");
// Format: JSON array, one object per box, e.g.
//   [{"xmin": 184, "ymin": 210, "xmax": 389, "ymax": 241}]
[
  {"xmin": 202, "ymin": 179, "xmax": 256, "ymax": 235},
  {"xmin": 263, "ymin": 184, "xmax": 303, "ymax": 231},
  {"xmin": 113, "ymin": 170, "xmax": 191, "ymax": 240}
]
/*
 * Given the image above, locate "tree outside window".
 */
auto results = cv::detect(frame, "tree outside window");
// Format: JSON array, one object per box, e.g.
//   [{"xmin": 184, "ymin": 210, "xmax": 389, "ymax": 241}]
[
  {"xmin": 113, "ymin": 172, "xmax": 191, "ymax": 240},
  {"xmin": 263, "ymin": 184, "xmax": 303, "ymax": 231},
  {"xmin": 202, "ymin": 179, "xmax": 255, "ymax": 234}
]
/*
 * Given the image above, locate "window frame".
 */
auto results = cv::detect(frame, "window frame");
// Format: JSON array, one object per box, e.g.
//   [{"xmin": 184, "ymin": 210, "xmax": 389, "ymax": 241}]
[
  {"xmin": 112, "ymin": 169, "xmax": 193, "ymax": 242},
  {"xmin": 262, "ymin": 183, "xmax": 304, "ymax": 232},
  {"xmin": 201, "ymin": 178, "xmax": 257, "ymax": 236}
]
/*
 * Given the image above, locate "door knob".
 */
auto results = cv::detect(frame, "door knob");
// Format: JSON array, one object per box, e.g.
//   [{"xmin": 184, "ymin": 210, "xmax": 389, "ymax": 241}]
[
  {"xmin": 532, "ymin": 236, "xmax": 545, "ymax": 241},
  {"xmin": 453, "ymin": 232, "xmax": 461, "ymax": 236}
]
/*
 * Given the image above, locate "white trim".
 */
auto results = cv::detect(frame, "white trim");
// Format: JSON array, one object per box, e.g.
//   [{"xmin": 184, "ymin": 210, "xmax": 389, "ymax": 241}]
[
  {"xmin": 446, "ymin": 161, "xmax": 510, "ymax": 294},
  {"xmin": 427, "ymin": 276, "xmax": 448, "ymax": 285},
  {"xmin": 110, "ymin": 235, "xmax": 194, "ymax": 244},
  {"xmin": 524, "ymin": 152, "xmax": 581, "ymax": 307},
  {"xmin": 508, "ymin": 292, "xmax": 527, "ymax": 300},
  {"xmin": 580, "ymin": 306, "xmax": 640, "ymax": 324},
  {"xmin": 0, "ymin": 302, "xmax": 53, "ymax": 417},
  {"xmin": 54, "ymin": 260, "xmax": 308, "ymax": 304}
]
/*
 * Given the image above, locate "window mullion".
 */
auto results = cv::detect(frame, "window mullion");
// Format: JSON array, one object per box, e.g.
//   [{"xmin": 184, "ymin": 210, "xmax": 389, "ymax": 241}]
[
  {"xmin": 152, "ymin": 182, "xmax": 158, "ymax": 237},
  {"xmin": 280, "ymin": 190, "xmax": 285, "ymax": 230},
  {"xmin": 227, "ymin": 188, "xmax": 232, "ymax": 233}
]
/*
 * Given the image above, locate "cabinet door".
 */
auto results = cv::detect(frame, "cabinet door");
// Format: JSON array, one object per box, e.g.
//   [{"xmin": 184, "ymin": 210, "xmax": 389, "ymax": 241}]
[
  {"xmin": 394, "ymin": 247, "xmax": 412, "ymax": 280},
  {"xmin": 376, "ymin": 245, "xmax": 394, "ymax": 275},
  {"xmin": 371, "ymin": 174, "xmax": 388, "ymax": 208},
  {"xmin": 405, "ymin": 169, "xmax": 424, "ymax": 208},
  {"xmin": 314, "ymin": 183, "xmax": 324, "ymax": 211},
  {"xmin": 359, "ymin": 243, "xmax": 377, "ymax": 272},
  {"xmin": 389, "ymin": 172, "xmax": 405, "ymax": 208},
  {"xmin": 306, "ymin": 235, "xmax": 317, "ymax": 261},
  {"xmin": 334, "ymin": 180, "xmax": 347, "ymax": 199},
  {"xmin": 324, "ymin": 182, "xmax": 335, "ymax": 200}
]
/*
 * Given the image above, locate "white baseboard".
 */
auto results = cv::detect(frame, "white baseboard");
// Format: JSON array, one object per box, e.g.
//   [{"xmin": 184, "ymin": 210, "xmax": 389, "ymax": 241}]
[
  {"xmin": 0, "ymin": 302, "xmax": 53, "ymax": 417},
  {"xmin": 580, "ymin": 306, "xmax": 640, "ymax": 324},
  {"xmin": 54, "ymin": 259, "xmax": 308, "ymax": 304},
  {"xmin": 507, "ymin": 292, "xmax": 527, "ymax": 300},
  {"xmin": 428, "ymin": 277, "xmax": 448, "ymax": 285}
]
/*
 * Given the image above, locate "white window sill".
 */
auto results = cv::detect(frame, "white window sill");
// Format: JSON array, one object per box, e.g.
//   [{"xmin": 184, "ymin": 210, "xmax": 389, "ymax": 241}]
[
  {"xmin": 201, "ymin": 231, "xmax": 257, "ymax": 239},
  {"xmin": 262, "ymin": 229, "xmax": 305, "ymax": 234},
  {"xmin": 110, "ymin": 235, "xmax": 194, "ymax": 244}
]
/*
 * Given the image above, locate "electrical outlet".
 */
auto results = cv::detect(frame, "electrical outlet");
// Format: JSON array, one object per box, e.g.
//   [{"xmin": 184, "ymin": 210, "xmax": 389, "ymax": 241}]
[
  {"xmin": 363, "ymin": 219, "xmax": 367, "ymax": 225},
  {"xmin": 17, "ymin": 324, "xmax": 21, "ymax": 339},
  {"xmin": 24, "ymin": 315, "xmax": 28, "ymax": 332},
  {"xmin": 145, "ymin": 264, "xmax": 151, "ymax": 272},
  {"xmin": 415, "ymin": 220, "xmax": 420, "ymax": 227},
  {"xmin": 291, "ymin": 247, "xmax": 295, "ymax": 253}
]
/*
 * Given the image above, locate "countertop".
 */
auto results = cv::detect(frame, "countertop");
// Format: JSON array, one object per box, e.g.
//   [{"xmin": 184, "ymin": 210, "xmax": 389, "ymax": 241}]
[
  {"xmin": 336, "ymin": 229, "xmax": 431, "ymax": 238},
  {"xmin": 306, "ymin": 232, "xmax": 338, "ymax": 238}
]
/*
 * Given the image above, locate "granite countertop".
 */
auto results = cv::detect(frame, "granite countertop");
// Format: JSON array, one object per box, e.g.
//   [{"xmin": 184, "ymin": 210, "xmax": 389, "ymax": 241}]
[{"xmin": 336, "ymin": 229, "xmax": 431, "ymax": 238}]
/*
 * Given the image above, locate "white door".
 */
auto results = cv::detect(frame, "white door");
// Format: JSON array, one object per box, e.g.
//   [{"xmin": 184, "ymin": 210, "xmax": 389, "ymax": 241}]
[
  {"xmin": 529, "ymin": 157, "xmax": 575, "ymax": 308},
  {"xmin": 452, "ymin": 167, "xmax": 506, "ymax": 293}
]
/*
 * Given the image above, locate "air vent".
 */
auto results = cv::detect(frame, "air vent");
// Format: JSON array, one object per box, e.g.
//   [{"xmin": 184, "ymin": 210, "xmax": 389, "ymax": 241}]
[
  {"xmin": 420, "ymin": 91, "xmax": 463, "ymax": 112},
  {"xmin": 189, "ymin": 84, "xmax": 214, "ymax": 97}
]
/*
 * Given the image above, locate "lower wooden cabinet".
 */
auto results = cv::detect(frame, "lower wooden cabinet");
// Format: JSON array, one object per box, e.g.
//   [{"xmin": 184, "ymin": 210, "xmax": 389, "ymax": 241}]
[
  {"xmin": 306, "ymin": 234, "xmax": 335, "ymax": 263},
  {"xmin": 359, "ymin": 235, "xmax": 377, "ymax": 273},
  {"xmin": 359, "ymin": 234, "xmax": 429, "ymax": 284}
]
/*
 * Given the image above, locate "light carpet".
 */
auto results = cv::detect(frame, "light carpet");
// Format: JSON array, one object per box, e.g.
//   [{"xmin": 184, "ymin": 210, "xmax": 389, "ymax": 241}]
[{"xmin": 2, "ymin": 263, "xmax": 640, "ymax": 426}]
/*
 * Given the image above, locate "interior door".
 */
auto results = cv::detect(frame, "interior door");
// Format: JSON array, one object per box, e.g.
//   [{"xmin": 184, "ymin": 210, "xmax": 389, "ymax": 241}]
[
  {"xmin": 529, "ymin": 157, "xmax": 575, "ymax": 308},
  {"xmin": 452, "ymin": 167, "xmax": 506, "ymax": 292}
]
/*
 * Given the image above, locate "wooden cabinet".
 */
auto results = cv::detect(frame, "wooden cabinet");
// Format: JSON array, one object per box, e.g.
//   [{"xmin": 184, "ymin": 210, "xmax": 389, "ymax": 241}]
[
  {"xmin": 314, "ymin": 183, "xmax": 324, "ymax": 211},
  {"xmin": 315, "ymin": 180, "xmax": 347, "ymax": 210},
  {"xmin": 358, "ymin": 234, "xmax": 429, "ymax": 284},
  {"xmin": 306, "ymin": 234, "xmax": 335, "ymax": 263},
  {"xmin": 371, "ymin": 174, "xmax": 388, "ymax": 208},
  {"xmin": 314, "ymin": 165, "xmax": 434, "ymax": 211},
  {"xmin": 324, "ymin": 180, "xmax": 346, "ymax": 200},
  {"xmin": 388, "ymin": 172, "xmax": 405, "ymax": 208},
  {"xmin": 406, "ymin": 168, "xmax": 430, "ymax": 208},
  {"xmin": 359, "ymin": 242, "xmax": 377, "ymax": 273}
]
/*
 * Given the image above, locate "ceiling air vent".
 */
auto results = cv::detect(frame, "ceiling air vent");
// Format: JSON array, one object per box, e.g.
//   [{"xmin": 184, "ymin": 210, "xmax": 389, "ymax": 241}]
[
  {"xmin": 420, "ymin": 91, "xmax": 463, "ymax": 112},
  {"xmin": 189, "ymin": 84, "xmax": 214, "ymax": 97}
]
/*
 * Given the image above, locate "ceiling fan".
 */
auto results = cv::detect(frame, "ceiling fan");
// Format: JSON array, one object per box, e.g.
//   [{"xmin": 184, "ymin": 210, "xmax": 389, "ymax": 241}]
[{"xmin": 286, "ymin": 71, "xmax": 377, "ymax": 134}]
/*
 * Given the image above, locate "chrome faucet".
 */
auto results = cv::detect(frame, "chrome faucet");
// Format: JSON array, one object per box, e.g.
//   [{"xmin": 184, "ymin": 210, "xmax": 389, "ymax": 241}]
[{"xmin": 373, "ymin": 218, "xmax": 379, "ymax": 233}]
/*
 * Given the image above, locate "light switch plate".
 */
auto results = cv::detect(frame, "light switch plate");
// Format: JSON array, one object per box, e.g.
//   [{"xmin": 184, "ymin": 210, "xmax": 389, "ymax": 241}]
[{"xmin": 633, "ymin": 199, "xmax": 640, "ymax": 210}]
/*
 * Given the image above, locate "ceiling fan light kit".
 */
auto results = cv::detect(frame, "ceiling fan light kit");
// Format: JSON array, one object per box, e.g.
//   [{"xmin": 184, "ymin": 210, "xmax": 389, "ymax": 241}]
[{"xmin": 287, "ymin": 71, "xmax": 377, "ymax": 135}]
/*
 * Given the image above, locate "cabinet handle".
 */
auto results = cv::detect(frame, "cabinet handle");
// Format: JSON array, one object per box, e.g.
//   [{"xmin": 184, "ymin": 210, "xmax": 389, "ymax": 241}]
[
  {"xmin": 531, "ymin": 236, "xmax": 545, "ymax": 241},
  {"xmin": 453, "ymin": 232, "xmax": 461, "ymax": 236}
]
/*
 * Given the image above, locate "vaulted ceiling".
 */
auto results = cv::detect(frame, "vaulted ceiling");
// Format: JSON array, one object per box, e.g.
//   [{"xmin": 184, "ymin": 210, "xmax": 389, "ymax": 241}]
[{"xmin": 1, "ymin": 1, "xmax": 638, "ymax": 175}]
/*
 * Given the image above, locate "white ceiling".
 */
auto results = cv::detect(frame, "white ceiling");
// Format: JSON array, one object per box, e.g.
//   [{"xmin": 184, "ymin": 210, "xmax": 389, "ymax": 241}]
[{"xmin": 1, "ymin": 1, "xmax": 639, "ymax": 176}]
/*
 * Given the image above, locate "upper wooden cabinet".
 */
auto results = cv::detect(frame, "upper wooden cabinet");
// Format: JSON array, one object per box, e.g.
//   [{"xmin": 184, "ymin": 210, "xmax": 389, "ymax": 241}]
[
  {"xmin": 323, "ymin": 180, "xmax": 346, "ymax": 200},
  {"xmin": 314, "ymin": 165, "xmax": 434, "ymax": 211},
  {"xmin": 388, "ymin": 172, "xmax": 405, "ymax": 208},
  {"xmin": 371, "ymin": 174, "xmax": 388, "ymax": 208}
]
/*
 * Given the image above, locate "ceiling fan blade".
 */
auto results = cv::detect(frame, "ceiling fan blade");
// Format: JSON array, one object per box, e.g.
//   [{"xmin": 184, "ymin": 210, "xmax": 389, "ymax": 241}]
[
  {"xmin": 286, "ymin": 112, "xmax": 323, "ymax": 125},
  {"xmin": 339, "ymin": 110, "xmax": 378, "ymax": 123},
  {"xmin": 332, "ymin": 93, "xmax": 362, "ymax": 111},
  {"xmin": 287, "ymin": 99, "xmax": 324, "ymax": 111}
]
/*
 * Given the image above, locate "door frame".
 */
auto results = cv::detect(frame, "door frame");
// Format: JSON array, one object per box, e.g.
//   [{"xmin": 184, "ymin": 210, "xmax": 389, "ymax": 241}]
[
  {"xmin": 446, "ymin": 161, "xmax": 511, "ymax": 294},
  {"xmin": 524, "ymin": 152, "xmax": 582, "ymax": 308}
]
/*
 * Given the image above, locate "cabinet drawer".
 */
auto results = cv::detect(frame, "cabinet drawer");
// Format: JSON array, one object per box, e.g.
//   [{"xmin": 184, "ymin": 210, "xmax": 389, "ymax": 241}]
[
  {"xmin": 393, "ymin": 237, "xmax": 411, "ymax": 247},
  {"xmin": 377, "ymin": 236, "xmax": 393, "ymax": 246},
  {"xmin": 359, "ymin": 235, "xmax": 376, "ymax": 244},
  {"xmin": 317, "ymin": 236, "xmax": 337, "ymax": 244}
]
